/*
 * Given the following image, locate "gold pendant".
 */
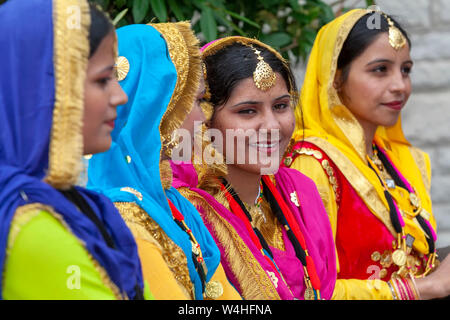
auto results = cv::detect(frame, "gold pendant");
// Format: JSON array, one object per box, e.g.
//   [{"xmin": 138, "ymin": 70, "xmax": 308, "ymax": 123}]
[
  {"xmin": 304, "ymin": 287, "xmax": 315, "ymax": 300},
  {"xmin": 409, "ymin": 192, "xmax": 420, "ymax": 209},
  {"xmin": 397, "ymin": 265, "xmax": 408, "ymax": 277},
  {"xmin": 205, "ymin": 280, "xmax": 224, "ymax": 300},
  {"xmin": 392, "ymin": 249, "xmax": 407, "ymax": 266},
  {"xmin": 419, "ymin": 208, "xmax": 431, "ymax": 220}
]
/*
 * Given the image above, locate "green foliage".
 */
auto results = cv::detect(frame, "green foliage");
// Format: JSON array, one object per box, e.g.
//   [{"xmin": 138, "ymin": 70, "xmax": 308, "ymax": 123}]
[{"xmin": 93, "ymin": 0, "xmax": 375, "ymax": 63}]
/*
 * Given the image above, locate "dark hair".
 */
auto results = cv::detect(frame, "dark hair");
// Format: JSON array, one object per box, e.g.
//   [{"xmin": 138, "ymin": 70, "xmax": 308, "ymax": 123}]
[
  {"xmin": 337, "ymin": 13, "xmax": 411, "ymax": 82},
  {"xmin": 204, "ymin": 42, "xmax": 297, "ymax": 108},
  {"xmin": 88, "ymin": 3, "xmax": 114, "ymax": 58}
]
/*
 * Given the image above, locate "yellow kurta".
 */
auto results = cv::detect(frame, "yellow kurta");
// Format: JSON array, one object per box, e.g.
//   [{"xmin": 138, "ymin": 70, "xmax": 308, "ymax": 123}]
[{"xmin": 116, "ymin": 201, "xmax": 241, "ymax": 300}]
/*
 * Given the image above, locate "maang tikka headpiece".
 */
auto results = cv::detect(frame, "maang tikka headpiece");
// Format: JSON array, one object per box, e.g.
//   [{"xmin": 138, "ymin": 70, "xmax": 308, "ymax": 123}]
[
  {"xmin": 246, "ymin": 43, "xmax": 277, "ymax": 91},
  {"xmin": 383, "ymin": 13, "xmax": 406, "ymax": 51},
  {"xmin": 367, "ymin": 8, "xmax": 407, "ymax": 51}
]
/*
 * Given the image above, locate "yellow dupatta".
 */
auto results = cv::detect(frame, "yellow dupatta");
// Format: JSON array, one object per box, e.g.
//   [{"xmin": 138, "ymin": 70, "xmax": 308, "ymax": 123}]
[{"xmin": 293, "ymin": 9, "xmax": 435, "ymax": 255}]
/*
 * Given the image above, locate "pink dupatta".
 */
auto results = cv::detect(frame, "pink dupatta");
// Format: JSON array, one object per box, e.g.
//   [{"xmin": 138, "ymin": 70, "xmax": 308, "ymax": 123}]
[{"xmin": 170, "ymin": 161, "xmax": 336, "ymax": 300}]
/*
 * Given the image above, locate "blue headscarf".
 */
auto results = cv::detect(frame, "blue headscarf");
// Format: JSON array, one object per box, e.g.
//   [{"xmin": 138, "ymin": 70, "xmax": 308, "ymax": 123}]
[
  {"xmin": 0, "ymin": 0, "xmax": 144, "ymax": 299},
  {"xmin": 87, "ymin": 23, "xmax": 220, "ymax": 300}
]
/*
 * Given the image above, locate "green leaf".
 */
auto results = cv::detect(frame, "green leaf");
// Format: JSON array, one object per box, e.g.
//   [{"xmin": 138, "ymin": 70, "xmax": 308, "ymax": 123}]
[
  {"xmin": 200, "ymin": 7, "xmax": 217, "ymax": 42},
  {"xmin": 260, "ymin": 0, "xmax": 278, "ymax": 9},
  {"xmin": 261, "ymin": 32, "xmax": 292, "ymax": 48},
  {"xmin": 132, "ymin": 0, "xmax": 150, "ymax": 23},
  {"xmin": 223, "ymin": 9, "xmax": 260, "ymax": 29},
  {"xmin": 168, "ymin": 0, "xmax": 185, "ymax": 21},
  {"xmin": 116, "ymin": 0, "xmax": 127, "ymax": 8},
  {"xmin": 150, "ymin": 0, "xmax": 168, "ymax": 22},
  {"xmin": 288, "ymin": 0, "xmax": 301, "ymax": 11},
  {"xmin": 112, "ymin": 8, "xmax": 129, "ymax": 25},
  {"xmin": 94, "ymin": 0, "xmax": 110, "ymax": 9}
]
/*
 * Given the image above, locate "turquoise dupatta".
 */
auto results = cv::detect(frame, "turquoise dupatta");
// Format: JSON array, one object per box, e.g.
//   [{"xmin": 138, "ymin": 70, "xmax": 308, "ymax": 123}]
[{"xmin": 87, "ymin": 24, "xmax": 220, "ymax": 300}]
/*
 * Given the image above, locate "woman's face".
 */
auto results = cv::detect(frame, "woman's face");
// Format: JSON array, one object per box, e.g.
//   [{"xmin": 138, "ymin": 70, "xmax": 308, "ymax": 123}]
[
  {"xmin": 335, "ymin": 32, "xmax": 413, "ymax": 132},
  {"xmin": 83, "ymin": 31, "xmax": 128, "ymax": 155},
  {"xmin": 210, "ymin": 73, "xmax": 295, "ymax": 175},
  {"xmin": 180, "ymin": 76, "xmax": 206, "ymax": 136}
]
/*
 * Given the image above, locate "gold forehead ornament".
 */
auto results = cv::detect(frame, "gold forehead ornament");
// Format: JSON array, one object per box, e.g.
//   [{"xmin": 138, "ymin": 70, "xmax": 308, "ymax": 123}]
[
  {"xmin": 247, "ymin": 44, "xmax": 277, "ymax": 91},
  {"xmin": 366, "ymin": 8, "xmax": 407, "ymax": 51},
  {"xmin": 383, "ymin": 14, "xmax": 407, "ymax": 51}
]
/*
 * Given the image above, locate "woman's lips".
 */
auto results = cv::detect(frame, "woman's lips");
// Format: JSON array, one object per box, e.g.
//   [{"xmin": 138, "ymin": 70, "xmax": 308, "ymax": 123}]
[
  {"xmin": 249, "ymin": 141, "xmax": 281, "ymax": 154},
  {"xmin": 382, "ymin": 100, "xmax": 404, "ymax": 110},
  {"xmin": 105, "ymin": 119, "xmax": 115, "ymax": 129}
]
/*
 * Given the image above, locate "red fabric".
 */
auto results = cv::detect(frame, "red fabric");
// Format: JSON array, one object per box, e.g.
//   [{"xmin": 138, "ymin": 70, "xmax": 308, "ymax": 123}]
[{"xmin": 284, "ymin": 142, "xmax": 398, "ymax": 280}]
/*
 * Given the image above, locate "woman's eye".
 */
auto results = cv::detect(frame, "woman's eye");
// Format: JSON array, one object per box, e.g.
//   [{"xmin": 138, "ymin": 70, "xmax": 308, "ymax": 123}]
[
  {"xmin": 372, "ymin": 65, "xmax": 387, "ymax": 73},
  {"xmin": 238, "ymin": 109, "xmax": 256, "ymax": 114},
  {"xmin": 274, "ymin": 103, "xmax": 288, "ymax": 110},
  {"xmin": 97, "ymin": 77, "xmax": 112, "ymax": 86},
  {"xmin": 402, "ymin": 66, "xmax": 412, "ymax": 75}
]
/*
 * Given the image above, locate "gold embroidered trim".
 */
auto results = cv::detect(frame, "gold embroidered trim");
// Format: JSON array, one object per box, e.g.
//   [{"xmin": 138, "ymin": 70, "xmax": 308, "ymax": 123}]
[
  {"xmin": 409, "ymin": 147, "xmax": 431, "ymax": 194},
  {"xmin": 290, "ymin": 147, "xmax": 340, "ymax": 203},
  {"xmin": 150, "ymin": 22, "xmax": 202, "ymax": 184},
  {"xmin": 114, "ymin": 201, "xmax": 194, "ymax": 299},
  {"xmin": 327, "ymin": 9, "xmax": 369, "ymax": 161},
  {"xmin": 5, "ymin": 203, "xmax": 124, "ymax": 299},
  {"xmin": 305, "ymin": 136, "xmax": 397, "ymax": 237},
  {"xmin": 160, "ymin": 160, "xmax": 173, "ymax": 190},
  {"xmin": 176, "ymin": 187, "xmax": 280, "ymax": 300},
  {"xmin": 45, "ymin": 0, "xmax": 90, "ymax": 189}
]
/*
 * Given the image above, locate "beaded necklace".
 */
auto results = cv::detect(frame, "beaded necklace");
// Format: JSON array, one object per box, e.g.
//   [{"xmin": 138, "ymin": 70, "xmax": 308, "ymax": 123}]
[
  {"xmin": 221, "ymin": 176, "xmax": 321, "ymax": 300},
  {"xmin": 167, "ymin": 199, "xmax": 207, "ymax": 295}
]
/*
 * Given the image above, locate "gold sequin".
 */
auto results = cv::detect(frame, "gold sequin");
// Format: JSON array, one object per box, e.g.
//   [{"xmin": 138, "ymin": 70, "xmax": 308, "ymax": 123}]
[
  {"xmin": 290, "ymin": 191, "xmax": 300, "ymax": 207},
  {"xmin": 205, "ymin": 280, "xmax": 224, "ymax": 300},
  {"xmin": 371, "ymin": 251, "xmax": 381, "ymax": 262},
  {"xmin": 115, "ymin": 56, "xmax": 130, "ymax": 81},
  {"xmin": 379, "ymin": 268, "xmax": 388, "ymax": 279}
]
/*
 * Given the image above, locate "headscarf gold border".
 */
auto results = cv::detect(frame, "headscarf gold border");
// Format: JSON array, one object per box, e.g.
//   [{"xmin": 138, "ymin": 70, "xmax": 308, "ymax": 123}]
[
  {"xmin": 151, "ymin": 22, "xmax": 202, "ymax": 152},
  {"xmin": 45, "ymin": 0, "xmax": 90, "ymax": 189}
]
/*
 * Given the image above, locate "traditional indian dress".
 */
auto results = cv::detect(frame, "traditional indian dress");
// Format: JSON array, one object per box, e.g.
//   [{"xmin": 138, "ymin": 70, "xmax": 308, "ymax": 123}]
[
  {"xmin": 87, "ymin": 23, "xmax": 240, "ymax": 300},
  {"xmin": 169, "ymin": 36, "xmax": 337, "ymax": 300},
  {"xmin": 0, "ymin": 0, "xmax": 148, "ymax": 299},
  {"xmin": 283, "ymin": 9, "xmax": 437, "ymax": 299}
]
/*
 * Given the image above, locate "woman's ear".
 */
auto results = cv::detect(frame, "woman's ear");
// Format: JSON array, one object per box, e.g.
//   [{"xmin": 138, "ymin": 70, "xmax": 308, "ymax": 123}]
[{"xmin": 333, "ymin": 69, "xmax": 343, "ymax": 91}]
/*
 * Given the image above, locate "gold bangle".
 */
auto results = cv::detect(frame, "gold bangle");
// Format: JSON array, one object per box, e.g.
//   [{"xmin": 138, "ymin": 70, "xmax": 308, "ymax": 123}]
[
  {"xmin": 387, "ymin": 281, "xmax": 398, "ymax": 300},
  {"xmin": 408, "ymin": 273, "xmax": 421, "ymax": 300}
]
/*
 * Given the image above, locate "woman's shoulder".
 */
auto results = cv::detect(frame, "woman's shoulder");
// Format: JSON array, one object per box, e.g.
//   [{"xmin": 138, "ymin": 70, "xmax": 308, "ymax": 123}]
[
  {"xmin": 3, "ymin": 204, "xmax": 118, "ymax": 299},
  {"xmin": 277, "ymin": 166, "xmax": 320, "ymax": 189}
]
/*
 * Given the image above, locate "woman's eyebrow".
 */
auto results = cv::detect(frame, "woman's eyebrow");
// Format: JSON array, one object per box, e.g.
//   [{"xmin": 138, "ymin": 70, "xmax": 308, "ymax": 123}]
[
  {"xmin": 230, "ymin": 100, "xmax": 260, "ymax": 108},
  {"xmin": 366, "ymin": 58, "xmax": 394, "ymax": 66},
  {"xmin": 273, "ymin": 94, "xmax": 290, "ymax": 102}
]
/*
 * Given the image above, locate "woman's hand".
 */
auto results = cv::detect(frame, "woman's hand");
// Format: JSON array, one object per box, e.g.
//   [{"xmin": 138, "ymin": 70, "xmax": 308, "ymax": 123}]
[{"xmin": 415, "ymin": 254, "xmax": 450, "ymax": 299}]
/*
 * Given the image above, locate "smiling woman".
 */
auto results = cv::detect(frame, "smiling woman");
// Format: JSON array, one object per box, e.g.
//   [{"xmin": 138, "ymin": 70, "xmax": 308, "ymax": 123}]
[
  {"xmin": 169, "ymin": 36, "xmax": 338, "ymax": 300},
  {"xmin": 285, "ymin": 8, "xmax": 450, "ymax": 299}
]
